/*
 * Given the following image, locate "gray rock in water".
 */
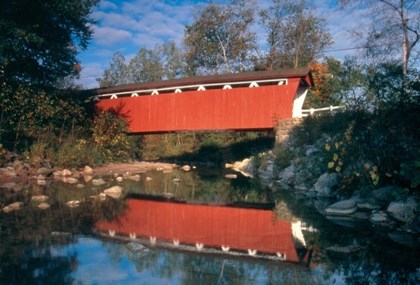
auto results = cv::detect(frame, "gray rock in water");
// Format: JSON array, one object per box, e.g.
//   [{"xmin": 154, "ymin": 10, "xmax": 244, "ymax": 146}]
[
  {"xmin": 314, "ymin": 173, "xmax": 338, "ymax": 197},
  {"xmin": 387, "ymin": 200, "xmax": 416, "ymax": 223},
  {"xmin": 325, "ymin": 198, "xmax": 357, "ymax": 216},
  {"xmin": 126, "ymin": 242, "xmax": 148, "ymax": 253}
]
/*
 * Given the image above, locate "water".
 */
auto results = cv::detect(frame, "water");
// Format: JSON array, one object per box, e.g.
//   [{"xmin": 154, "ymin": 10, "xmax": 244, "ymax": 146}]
[{"xmin": 0, "ymin": 168, "xmax": 419, "ymax": 284}]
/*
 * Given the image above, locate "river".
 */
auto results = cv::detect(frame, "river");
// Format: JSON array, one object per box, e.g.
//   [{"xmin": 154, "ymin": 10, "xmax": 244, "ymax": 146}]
[{"xmin": 0, "ymin": 167, "xmax": 418, "ymax": 284}]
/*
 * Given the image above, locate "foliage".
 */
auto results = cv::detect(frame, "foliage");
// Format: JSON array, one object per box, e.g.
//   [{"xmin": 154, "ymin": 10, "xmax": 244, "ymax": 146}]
[
  {"xmin": 184, "ymin": 0, "xmax": 256, "ymax": 75},
  {"xmin": 258, "ymin": 0, "xmax": 333, "ymax": 70},
  {"xmin": 92, "ymin": 109, "xmax": 138, "ymax": 163},
  {"xmin": 0, "ymin": 84, "xmax": 86, "ymax": 151},
  {"xmin": 290, "ymin": 104, "xmax": 420, "ymax": 194},
  {"xmin": 0, "ymin": 0, "xmax": 99, "ymax": 87},
  {"xmin": 98, "ymin": 41, "xmax": 186, "ymax": 87}
]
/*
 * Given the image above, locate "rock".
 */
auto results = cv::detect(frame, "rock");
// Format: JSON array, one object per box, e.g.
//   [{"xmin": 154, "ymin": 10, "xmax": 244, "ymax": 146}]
[
  {"xmin": 258, "ymin": 160, "xmax": 275, "ymax": 181},
  {"xmin": 372, "ymin": 185, "xmax": 402, "ymax": 204},
  {"xmin": 62, "ymin": 169, "xmax": 72, "ymax": 176},
  {"xmin": 126, "ymin": 242, "xmax": 148, "ymax": 253},
  {"xmin": 325, "ymin": 198, "xmax": 358, "ymax": 216},
  {"xmin": 146, "ymin": 177, "xmax": 152, "ymax": 181},
  {"xmin": 104, "ymin": 186, "xmax": 123, "ymax": 199},
  {"xmin": 327, "ymin": 244, "xmax": 362, "ymax": 254},
  {"xmin": 278, "ymin": 165, "xmax": 296, "ymax": 185},
  {"xmin": 116, "ymin": 176, "xmax": 123, "ymax": 182},
  {"xmin": 31, "ymin": 195, "xmax": 49, "ymax": 202},
  {"xmin": 181, "ymin": 165, "xmax": 191, "ymax": 171},
  {"xmin": 92, "ymin": 178, "xmax": 106, "ymax": 186},
  {"xmin": 127, "ymin": 174, "xmax": 140, "ymax": 181},
  {"xmin": 84, "ymin": 175, "xmax": 93, "ymax": 182},
  {"xmin": 99, "ymin": 193, "xmax": 107, "ymax": 201},
  {"xmin": 65, "ymin": 200, "xmax": 80, "ymax": 208},
  {"xmin": 357, "ymin": 200, "xmax": 380, "ymax": 210},
  {"xmin": 370, "ymin": 211, "xmax": 394, "ymax": 226},
  {"xmin": 76, "ymin": 184, "xmax": 85, "ymax": 189},
  {"xmin": 38, "ymin": 202, "xmax": 50, "ymax": 210},
  {"xmin": 83, "ymin": 165, "xmax": 94, "ymax": 176},
  {"xmin": 63, "ymin": 177, "xmax": 78, "ymax": 184},
  {"xmin": 225, "ymin": 174, "xmax": 237, "ymax": 179},
  {"xmin": 387, "ymin": 200, "xmax": 416, "ymax": 223},
  {"xmin": 314, "ymin": 173, "xmax": 338, "ymax": 197},
  {"xmin": 3, "ymin": 201, "xmax": 23, "ymax": 212},
  {"xmin": 0, "ymin": 168, "xmax": 17, "ymax": 177},
  {"xmin": 37, "ymin": 167, "xmax": 52, "ymax": 176}
]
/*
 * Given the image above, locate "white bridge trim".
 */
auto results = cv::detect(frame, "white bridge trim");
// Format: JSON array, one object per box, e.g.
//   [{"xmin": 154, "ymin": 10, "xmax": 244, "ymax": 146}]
[{"xmin": 100, "ymin": 78, "xmax": 289, "ymax": 99}]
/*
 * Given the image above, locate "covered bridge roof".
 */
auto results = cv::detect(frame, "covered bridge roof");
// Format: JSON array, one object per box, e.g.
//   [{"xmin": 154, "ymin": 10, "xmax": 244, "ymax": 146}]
[{"xmin": 90, "ymin": 68, "xmax": 313, "ymax": 97}]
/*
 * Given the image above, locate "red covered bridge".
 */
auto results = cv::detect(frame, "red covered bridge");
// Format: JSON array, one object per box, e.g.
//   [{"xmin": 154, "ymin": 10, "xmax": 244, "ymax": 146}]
[{"xmin": 92, "ymin": 68, "xmax": 313, "ymax": 133}]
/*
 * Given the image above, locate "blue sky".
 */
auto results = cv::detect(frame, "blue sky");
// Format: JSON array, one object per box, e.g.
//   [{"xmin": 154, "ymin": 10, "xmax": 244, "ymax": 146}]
[{"xmin": 76, "ymin": 0, "xmax": 369, "ymax": 88}]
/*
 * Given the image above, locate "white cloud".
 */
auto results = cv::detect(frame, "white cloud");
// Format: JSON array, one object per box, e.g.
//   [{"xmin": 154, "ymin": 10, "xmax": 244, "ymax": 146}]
[{"xmin": 93, "ymin": 26, "xmax": 132, "ymax": 46}]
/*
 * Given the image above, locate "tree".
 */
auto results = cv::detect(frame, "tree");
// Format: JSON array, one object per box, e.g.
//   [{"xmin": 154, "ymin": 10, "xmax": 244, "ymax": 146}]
[
  {"xmin": 98, "ymin": 42, "xmax": 187, "ymax": 87},
  {"xmin": 258, "ymin": 0, "xmax": 333, "ymax": 70},
  {"xmin": 340, "ymin": 0, "xmax": 419, "ymax": 99},
  {"xmin": 97, "ymin": 52, "xmax": 129, "ymax": 88},
  {"xmin": 184, "ymin": 0, "xmax": 257, "ymax": 75},
  {"xmin": 0, "ymin": 0, "xmax": 99, "ymax": 87},
  {"xmin": 159, "ymin": 41, "xmax": 187, "ymax": 80},
  {"xmin": 127, "ymin": 47, "xmax": 163, "ymax": 83}
]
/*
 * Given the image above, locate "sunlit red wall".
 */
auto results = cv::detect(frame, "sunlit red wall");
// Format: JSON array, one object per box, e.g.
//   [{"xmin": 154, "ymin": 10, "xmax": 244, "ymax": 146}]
[
  {"xmin": 95, "ymin": 199, "xmax": 299, "ymax": 262},
  {"xmin": 95, "ymin": 79, "xmax": 301, "ymax": 133}
]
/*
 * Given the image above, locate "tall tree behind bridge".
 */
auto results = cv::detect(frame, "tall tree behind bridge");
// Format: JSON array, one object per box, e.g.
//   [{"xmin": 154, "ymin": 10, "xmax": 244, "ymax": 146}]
[
  {"xmin": 183, "ymin": 0, "xmax": 257, "ymax": 75},
  {"xmin": 98, "ymin": 42, "xmax": 186, "ymax": 87},
  {"xmin": 257, "ymin": 0, "xmax": 333, "ymax": 70}
]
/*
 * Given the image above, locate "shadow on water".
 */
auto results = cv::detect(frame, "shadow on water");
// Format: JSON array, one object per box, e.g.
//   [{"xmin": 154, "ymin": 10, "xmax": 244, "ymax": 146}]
[{"xmin": 0, "ymin": 167, "xmax": 419, "ymax": 284}]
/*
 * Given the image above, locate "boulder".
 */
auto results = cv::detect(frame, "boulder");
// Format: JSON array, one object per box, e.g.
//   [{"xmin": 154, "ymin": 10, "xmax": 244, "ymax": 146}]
[
  {"xmin": 63, "ymin": 177, "xmax": 78, "ymax": 184},
  {"xmin": 62, "ymin": 169, "xmax": 72, "ymax": 176},
  {"xmin": 104, "ymin": 186, "xmax": 123, "ymax": 199},
  {"xmin": 126, "ymin": 242, "xmax": 148, "ymax": 253},
  {"xmin": 3, "ymin": 201, "xmax": 24, "ymax": 213},
  {"xmin": 369, "ymin": 211, "xmax": 395, "ymax": 227},
  {"xmin": 92, "ymin": 178, "xmax": 106, "ymax": 186},
  {"xmin": 83, "ymin": 165, "xmax": 94, "ymax": 176},
  {"xmin": 325, "ymin": 198, "xmax": 358, "ymax": 216},
  {"xmin": 387, "ymin": 200, "xmax": 416, "ymax": 223},
  {"xmin": 31, "ymin": 195, "xmax": 49, "ymax": 202},
  {"xmin": 181, "ymin": 165, "xmax": 191, "ymax": 171},
  {"xmin": 314, "ymin": 173, "xmax": 338, "ymax": 197},
  {"xmin": 38, "ymin": 202, "xmax": 50, "ymax": 210},
  {"xmin": 66, "ymin": 200, "xmax": 80, "ymax": 208}
]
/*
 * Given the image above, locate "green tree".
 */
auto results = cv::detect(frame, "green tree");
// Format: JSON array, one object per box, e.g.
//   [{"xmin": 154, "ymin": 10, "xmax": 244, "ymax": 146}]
[
  {"xmin": 127, "ymin": 47, "xmax": 163, "ymax": 83},
  {"xmin": 258, "ymin": 0, "xmax": 333, "ymax": 70},
  {"xmin": 184, "ymin": 0, "xmax": 257, "ymax": 75},
  {"xmin": 0, "ymin": 0, "xmax": 98, "ymax": 87},
  {"xmin": 98, "ymin": 52, "xmax": 129, "ymax": 88}
]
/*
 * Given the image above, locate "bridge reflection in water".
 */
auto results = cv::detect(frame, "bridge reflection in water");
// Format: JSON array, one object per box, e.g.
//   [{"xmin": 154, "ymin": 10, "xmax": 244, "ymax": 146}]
[{"xmin": 95, "ymin": 198, "xmax": 308, "ymax": 263}]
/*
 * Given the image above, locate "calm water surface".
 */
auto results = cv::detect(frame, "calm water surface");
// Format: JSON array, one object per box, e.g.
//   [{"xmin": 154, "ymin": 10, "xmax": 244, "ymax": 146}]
[{"xmin": 0, "ymin": 167, "xmax": 418, "ymax": 284}]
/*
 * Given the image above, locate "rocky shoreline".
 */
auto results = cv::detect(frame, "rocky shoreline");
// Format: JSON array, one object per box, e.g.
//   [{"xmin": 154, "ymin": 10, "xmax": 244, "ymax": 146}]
[{"xmin": 226, "ymin": 149, "xmax": 420, "ymax": 246}]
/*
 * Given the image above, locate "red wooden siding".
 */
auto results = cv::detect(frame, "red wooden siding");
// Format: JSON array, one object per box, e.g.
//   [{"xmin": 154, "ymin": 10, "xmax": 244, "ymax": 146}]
[
  {"xmin": 96, "ymin": 78, "xmax": 301, "ymax": 133},
  {"xmin": 95, "ymin": 199, "xmax": 299, "ymax": 261}
]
